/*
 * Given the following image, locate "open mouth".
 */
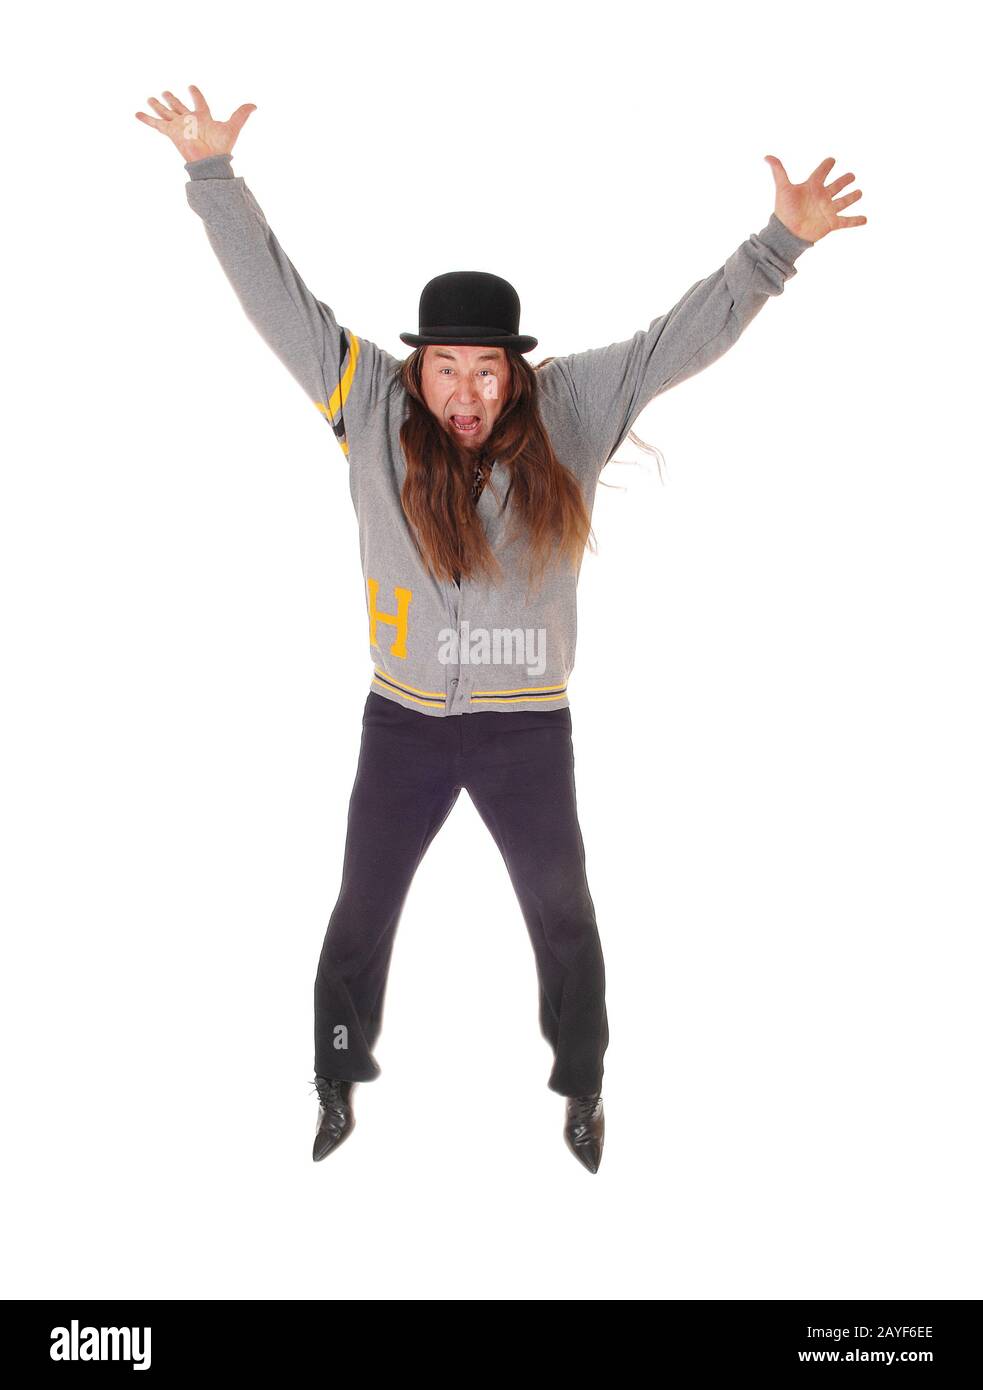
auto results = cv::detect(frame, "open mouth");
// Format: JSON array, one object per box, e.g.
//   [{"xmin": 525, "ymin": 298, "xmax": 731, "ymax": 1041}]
[{"xmin": 450, "ymin": 415, "xmax": 481, "ymax": 434}]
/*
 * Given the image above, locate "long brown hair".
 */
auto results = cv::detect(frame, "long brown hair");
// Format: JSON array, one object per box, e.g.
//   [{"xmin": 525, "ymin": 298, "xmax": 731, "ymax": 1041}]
[{"xmin": 392, "ymin": 347, "xmax": 664, "ymax": 598}]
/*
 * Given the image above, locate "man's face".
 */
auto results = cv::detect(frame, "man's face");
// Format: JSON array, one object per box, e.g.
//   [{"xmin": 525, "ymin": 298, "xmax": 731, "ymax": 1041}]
[{"xmin": 420, "ymin": 344, "xmax": 510, "ymax": 450}]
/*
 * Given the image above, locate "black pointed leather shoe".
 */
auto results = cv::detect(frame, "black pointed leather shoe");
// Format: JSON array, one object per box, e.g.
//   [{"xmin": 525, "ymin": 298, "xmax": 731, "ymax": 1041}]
[
  {"xmin": 312, "ymin": 1076, "xmax": 357, "ymax": 1161},
  {"xmin": 564, "ymin": 1092, "xmax": 604, "ymax": 1173}
]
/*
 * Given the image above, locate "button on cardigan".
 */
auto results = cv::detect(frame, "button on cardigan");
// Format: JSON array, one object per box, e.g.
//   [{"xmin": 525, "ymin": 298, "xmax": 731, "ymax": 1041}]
[{"xmin": 185, "ymin": 152, "xmax": 814, "ymax": 716}]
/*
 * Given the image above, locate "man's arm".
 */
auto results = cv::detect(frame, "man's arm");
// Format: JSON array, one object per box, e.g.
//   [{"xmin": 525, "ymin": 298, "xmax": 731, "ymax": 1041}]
[
  {"xmin": 543, "ymin": 213, "xmax": 815, "ymax": 472},
  {"xmin": 184, "ymin": 152, "xmax": 398, "ymax": 459}
]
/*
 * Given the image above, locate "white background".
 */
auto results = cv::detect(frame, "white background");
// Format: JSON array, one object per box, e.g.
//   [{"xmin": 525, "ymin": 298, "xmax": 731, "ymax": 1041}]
[{"xmin": 2, "ymin": 0, "xmax": 980, "ymax": 1300}]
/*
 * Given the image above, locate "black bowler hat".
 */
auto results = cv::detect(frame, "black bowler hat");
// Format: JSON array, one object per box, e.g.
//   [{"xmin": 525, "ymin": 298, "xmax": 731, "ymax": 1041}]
[{"xmin": 399, "ymin": 270, "xmax": 538, "ymax": 353}]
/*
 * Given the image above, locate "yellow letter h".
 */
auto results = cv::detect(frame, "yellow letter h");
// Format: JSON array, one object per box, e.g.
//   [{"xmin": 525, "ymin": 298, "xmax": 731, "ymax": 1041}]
[{"xmin": 367, "ymin": 578, "xmax": 412, "ymax": 659}]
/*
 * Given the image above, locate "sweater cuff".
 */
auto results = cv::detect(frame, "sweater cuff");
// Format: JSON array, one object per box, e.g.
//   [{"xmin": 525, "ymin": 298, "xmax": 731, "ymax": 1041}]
[
  {"xmin": 185, "ymin": 152, "xmax": 235, "ymax": 180},
  {"xmin": 756, "ymin": 211, "xmax": 815, "ymax": 264}
]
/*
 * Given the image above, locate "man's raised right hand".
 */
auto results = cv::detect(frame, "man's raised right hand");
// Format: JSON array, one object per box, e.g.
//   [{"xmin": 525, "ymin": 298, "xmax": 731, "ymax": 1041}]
[{"xmin": 134, "ymin": 85, "xmax": 256, "ymax": 162}]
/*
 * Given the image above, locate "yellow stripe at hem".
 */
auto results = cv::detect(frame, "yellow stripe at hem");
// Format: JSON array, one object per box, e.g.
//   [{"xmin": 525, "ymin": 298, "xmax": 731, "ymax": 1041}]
[
  {"xmin": 373, "ymin": 668, "xmax": 446, "ymax": 700},
  {"xmin": 470, "ymin": 682, "xmax": 568, "ymax": 696},
  {"xmin": 470, "ymin": 694, "xmax": 569, "ymax": 705},
  {"xmin": 372, "ymin": 677, "xmax": 445, "ymax": 709}
]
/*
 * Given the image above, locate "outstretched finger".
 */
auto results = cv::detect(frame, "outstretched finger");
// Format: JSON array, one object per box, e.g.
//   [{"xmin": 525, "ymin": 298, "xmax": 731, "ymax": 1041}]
[
  {"xmin": 828, "ymin": 171, "xmax": 855, "ymax": 196},
  {"xmin": 764, "ymin": 154, "xmax": 791, "ymax": 189},
  {"xmin": 188, "ymin": 85, "xmax": 211, "ymax": 116},
  {"xmin": 832, "ymin": 189, "xmax": 863, "ymax": 210},
  {"xmin": 162, "ymin": 89, "xmax": 190, "ymax": 115},
  {"xmin": 227, "ymin": 103, "xmax": 257, "ymax": 138},
  {"xmin": 134, "ymin": 110, "xmax": 166, "ymax": 131},
  {"xmin": 810, "ymin": 156, "xmax": 836, "ymax": 185},
  {"xmin": 834, "ymin": 215, "xmax": 867, "ymax": 229},
  {"xmin": 147, "ymin": 96, "xmax": 173, "ymax": 120}
]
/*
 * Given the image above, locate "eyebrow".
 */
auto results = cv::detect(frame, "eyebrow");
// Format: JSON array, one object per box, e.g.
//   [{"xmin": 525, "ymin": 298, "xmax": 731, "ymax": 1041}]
[{"xmin": 431, "ymin": 350, "xmax": 504, "ymax": 362}]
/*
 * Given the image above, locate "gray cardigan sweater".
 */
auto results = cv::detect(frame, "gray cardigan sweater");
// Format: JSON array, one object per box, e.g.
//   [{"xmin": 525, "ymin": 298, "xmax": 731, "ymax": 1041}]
[{"xmin": 185, "ymin": 152, "xmax": 814, "ymax": 716}]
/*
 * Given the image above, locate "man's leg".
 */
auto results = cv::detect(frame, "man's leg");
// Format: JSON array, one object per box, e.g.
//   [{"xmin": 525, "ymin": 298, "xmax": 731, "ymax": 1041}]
[
  {"xmin": 463, "ymin": 709, "xmax": 609, "ymax": 1097},
  {"xmin": 315, "ymin": 695, "xmax": 461, "ymax": 1081}
]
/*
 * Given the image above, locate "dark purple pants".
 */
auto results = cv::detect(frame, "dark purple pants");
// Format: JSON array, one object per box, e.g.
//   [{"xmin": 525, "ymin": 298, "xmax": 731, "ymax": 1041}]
[{"xmin": 314, "ymin": 691, "xmax": 608, "ymax": 1096}]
